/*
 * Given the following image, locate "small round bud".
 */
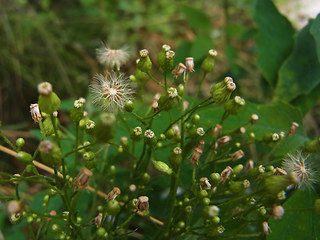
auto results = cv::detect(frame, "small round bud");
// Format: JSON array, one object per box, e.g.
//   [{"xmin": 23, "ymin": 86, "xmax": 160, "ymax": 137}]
[
  {"xmin": 152, "ymin": 160, "xmax": 172, "ymax": 175},
  {"xmin": 16, "ymin": 138, "xmax": 25, "ymax": 148},
  {"xmin": 192, "ymin": 114, "xmax": 200, "ymax": 124},
  {"xmin": 177, "ymin": 84, "xmax": 184, "ymax": 96},
  {"xmin": 124, "ymin": 100, "xmax": 134, "ymax": 112},
  {"xmin": 209, "ymin": 173, "xmax": 221, "ymax": 187},
  {"xmin": 16, "ymin": 151, "xmax": 33, "ymax": 164},
  {"xmin": 203, "ymin": 197, "xmax": 210, "ymax": 206},
  {"xmin": 106, "ymin": 200, "xmax": 120, "ymax": 216}
]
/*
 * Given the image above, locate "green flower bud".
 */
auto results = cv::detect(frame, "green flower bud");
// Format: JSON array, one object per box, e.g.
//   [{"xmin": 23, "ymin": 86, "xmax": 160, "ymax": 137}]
[
  {"xmin": 141, "ymin": 172, "xmax": 150, "ymax": 184},
  {"xmin": 94, "ymin": 113, "xmax": 115, "ymax": 143},
  {"xmin": 9, "ymin": 213, "xmax": 23, "ymax": 225},
  {"xmin": 130, "ymin": 126, "xmax": 143, "ymax": 141},
  {"xmin": 224, "ymin": 96, "xmax": 245, "ymax": 115},
  {"xmin": 39, "ymin": 140, "xmax": 62, "ymax": 166},
  {"xmin": 16, "ymin": 138, "xmax": 25, "ymax": 148},
  {"xmin": 169, "ymin": 147, "xmax": 182, "ymax": 169},
  {"xmin": 158, "ymin": 95, "xmax": 175, "ymax": 111},
  {"xmin": 159, "ymin": 133, "xmax": 166, "ymax": 141},
  {"xmin": 110, "ymin": 165, "xmax": 116, "ymax": 175},
  {"xmin": 124, "ymin": 100, "xmax": 134, "ymax": 112},
  {"xmin": 106, "ymin": 200, "xmax": 120, "ymax": 216},
  {"xmin": 177, "ymin": 84, "xmax": 184, "ymax": 96},
  {"xmin": 152, "ymin": 160, "xmax": 172, "ymax": 175},
  {"xmin": 16, "ymin": 151, "xmax": 33, "ymax": 164},
  {"xmin": 165, "ymin": 128, "xmax": 176, "ymax": 139},
  {"xmin": 209, "ymin": 173, "xmax": 221, "ymax": 187},
  {"xmin": 233, "ymin": 164, "xmax": 244, "ymax": 175},
  {"xmin": 129, "ymin": 75, "xmax": 137, "ymax": 82},
  {"xmin": 38, "ymin": 92, "xmax": 61, "ymax": 115},
  {"xmin": 229, "ymin": 181, "xmax": 246, "ymax": 193},
  {"xmin": 191, "ymin": 114, "xmax": 200, "ymax": 124},
  {"xmin": 85, "ymin": 159, "xmax": 97, "ymax": 169},
  {"xmin": 210, "ymin": 77, "xmax": 236, "ymax": 105},
  {"xmin": 70, "ymin": 100, "xmax": 84, "ymax": 123},
  {"xmin": 203, "ymin": 205, "xmax": 220, "ymax": 219},
  {"xmin": 176, "ymin": 220, "xmax": 185, "ymax": 229},
  {"xmin": 208, "ymin": 225, "xmax": 225, "ymax": 236},
  {"xmin": 134, "ymin": 69, "xmax": 148, "ymax": 81},
  {"xmin": 199, "ymin": 189, "xmax": 208, "ymax": 198},
  {"xmin": 157, "ymin": 45, "xmax": 174, "ymax": 71},
  {"xmin": 83, "ymin": 151, "xmax": 95, "ymax": 161},
  {"xmin": 263, "ymin": 132, "xmax": 280, "ymax": 143},
  {"xmin": 203, "ymin": 197, "xmax": 210, "ymax": 206},
  {"xmin": 42, "ymin": 117, "xmax": 57, "ymax": 136},
  {"xmin": 137, "ymin": 49, "xmax": 152, "ymax": 73},
  {"xmin": 201, "ymin": 49, "xmax": 217, "ymax": 73},
  {"xmin": 264, "ymin": 173, "xmax": 298, "ymax": 195},
  {"xmin": 305, "ymin": 137, "xmax": 320, "ymax": 153},
  {"xmin": 96, "ymin": 227, "xmax": 106, "ymax": 236},
  {"xmin": 144, "ymin": 129, "xmax": 157, "ymax": 146},
  {"xmin": 212, "ymin": 216, "xmax": 220, "ymax": 225}
]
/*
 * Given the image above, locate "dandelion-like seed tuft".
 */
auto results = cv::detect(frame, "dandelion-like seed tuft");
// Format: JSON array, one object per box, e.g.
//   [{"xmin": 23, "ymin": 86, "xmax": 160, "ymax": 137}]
[
  {"xmin": 96, "ymin": 43, "xmax": 129, "ymax": 70},
  {"xmin": 282, "ymin": 151, "xmax": 318, "ymax": 189},
  {"xmin": 89, "ymin": 72, "xmax": 134, "ymax": 113}
]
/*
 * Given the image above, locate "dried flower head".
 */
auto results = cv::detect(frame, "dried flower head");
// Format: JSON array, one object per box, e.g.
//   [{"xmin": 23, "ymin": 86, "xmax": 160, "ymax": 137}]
[
  {"xmin": 74, "ymin": 168, "xmax": 93, "ymax": 189},
  {"xmin": 38, "ymin": 82, "xmax": 52, "ymax": 96},
  {"xmin": 200, "ymin": 177, "xmax": 211, "ymax": 190},
  {"xmin": 94, "ymin": 213, "xmax": 103, "ymax": 228},
  {"xmin": 220, "ymin": 166, "xmax": 233, "ymax": 184},
  {"xmin": 96, "ymin": 43, "xmax": 129, "ymax": 70},
  {"xmin": 172, "ymin": 63, "xmax": 187, "ymax": 79},
  {"xmin": 106, "ymin": 187, "xmax": 121, "ymax": 201},
  {"xmin": 282, "ymin": 151, "xmax": 318, "ymax": 189},
  {"xmin": 262, "ymin": 221, "xmax": 270, "ymax": 235},
  {"xmin": 136, "ymin": 196, "xmax": 149, "ymax": 211},
  {"xmin": 185, "ymin": 57, "xmax": 194, "ymax": 72},
  {"xmin": 230, "ymin": 149, "xmax": 245, "ymax": 161},
  {"xmin": 89, "ymin": 71, "xmax": 134, "ymax": 112},
  {"xmin": 30, "ymin": 104, "xmax": 42, "ymax": 123},
  {"xmin": 288, "ymin": 122, "xmax": 299, "ymax": 136},
  {"xmin": 244, "ymin": 160, "xmax": 254, "ymax": 172},
  {"xmin": 190, "ymin": 140, "xmax": 205, "ymax": 165},
  {"xmin": 213, "ymin": 124, "xmax": 223, "ymax": 136}
]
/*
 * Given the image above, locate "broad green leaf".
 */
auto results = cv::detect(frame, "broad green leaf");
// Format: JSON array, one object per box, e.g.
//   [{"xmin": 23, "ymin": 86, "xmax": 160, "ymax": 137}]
[
  {"xmin": 310, "ymin": 13, "xmax": 320, "ymax": 64},
  {"xmin": 182, "ymin": 6, "xmax": 212, "ymax": 32},
  {"xmin": 254, "ymin": 0, "xmax": 294, "ymax": 87},
  {"xmin": 267, "ymin": 189, "xmax": 320, "ymax": 240},
  {"xmin": 291, "ymin": 83, "xmax": 320, "ymax": 116},
  {"xmin": 190, "ymin": 36, "xmax": 213, "ymax": 61},
  {"xmin": 274, "ymin": 20, "xmax": 320, "ymax": 102}
]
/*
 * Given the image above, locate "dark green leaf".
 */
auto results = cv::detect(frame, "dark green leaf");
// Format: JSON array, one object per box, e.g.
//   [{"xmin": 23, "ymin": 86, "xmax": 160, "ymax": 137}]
[
  {"xmin": 182, "ymin": 6, "xmax": 212, "ymax": 32},
  {"xmin": 291, "ymin": 83, "xmax": 320, "ymax": 116},
  {"xmin": 310, "ymin": 13, "xmax": 320, "ymax": 64},
  {"xmin": 254, "ymin": 0, "xmax": 294, "ymax": 87},
  {"xmin": 190, "ymin": 36, "xmax": 213, "ymax": 61},
  {"xmin": 274, "ymin": 20, "xmax": 320, "ymax": 102},
  {"xmin": 267, "ymin": 189, "xmax": 320, "ymax": 240}
]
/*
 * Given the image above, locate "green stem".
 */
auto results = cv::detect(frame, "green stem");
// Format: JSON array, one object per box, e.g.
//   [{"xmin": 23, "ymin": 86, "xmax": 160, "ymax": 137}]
[
  {"xmin": 147, "ymin": 72, "xmax": 165, "ymax": 88},
  {"xmin": 164, "ymin": 72, "xmax": 167, "ymax": 90},
  {"xmin": 0, "ymin": 130, "xmax": 16, "ymax": 151}
]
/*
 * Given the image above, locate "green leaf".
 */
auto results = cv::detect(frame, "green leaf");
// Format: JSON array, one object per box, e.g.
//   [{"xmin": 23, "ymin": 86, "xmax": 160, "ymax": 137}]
[
  {"xmin": 267, "ymin": 189, "xmax": 320, "ymax": 240},
  {"xmin": 274, "ymin": 20, "xmax": 320, "ymax": 102},
  {"xmin": 190, "ymin": 36, "xmax": 213, "ymax": 61},
  {"xmin": 291, "ymin": 83, "xmax": 320, "ymax": 116},
  {"xmin": 254, "ymin": 0, "xmax": 294, "ymax": 87},
  {"xmin": 182, "ymin": 6, "xmax": 212, "ymax": 32},
  {"xmin": 310, "ymin": 13, "xmax": 320, "ymax": 64}
]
